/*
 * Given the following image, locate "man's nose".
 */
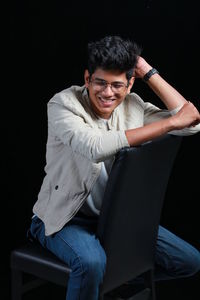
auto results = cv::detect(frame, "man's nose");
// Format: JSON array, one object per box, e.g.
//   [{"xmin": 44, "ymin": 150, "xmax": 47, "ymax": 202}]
[{"xmin": 102, "ymin": 84, "xmax": 114, "ymax": 96}]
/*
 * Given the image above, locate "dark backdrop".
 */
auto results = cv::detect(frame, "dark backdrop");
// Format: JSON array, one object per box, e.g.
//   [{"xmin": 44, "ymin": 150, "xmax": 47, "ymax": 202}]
[{"xmin": 5, "ymin": 1, "xmax": 200, "ymax": 299}]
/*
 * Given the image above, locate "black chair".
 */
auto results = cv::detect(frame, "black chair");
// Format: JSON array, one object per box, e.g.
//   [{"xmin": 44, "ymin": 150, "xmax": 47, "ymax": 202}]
[{"xmin": 10, "ymin": 135, "xmax": 182, "ymax": 300}]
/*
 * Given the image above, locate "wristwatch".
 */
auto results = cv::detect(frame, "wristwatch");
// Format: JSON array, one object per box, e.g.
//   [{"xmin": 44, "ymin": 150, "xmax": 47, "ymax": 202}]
[{"xmin": 143, "ymin": 68, "xmax": 159, "ymax": 82}]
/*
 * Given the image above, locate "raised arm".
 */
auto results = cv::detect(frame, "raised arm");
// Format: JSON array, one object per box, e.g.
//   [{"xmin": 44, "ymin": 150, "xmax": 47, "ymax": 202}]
[
  {"xmin": 134, "ymin": 56, "xmax": 187, "ymax": 110},
  {"xmin": 125, "ymin": 57, "xmax": 200, "ymax": 146}
]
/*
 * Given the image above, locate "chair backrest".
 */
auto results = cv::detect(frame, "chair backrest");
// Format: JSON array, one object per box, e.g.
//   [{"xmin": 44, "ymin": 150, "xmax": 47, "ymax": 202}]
[{"xmin": 97, "ymin": 134, "xmax": 182, "ymax": 295}]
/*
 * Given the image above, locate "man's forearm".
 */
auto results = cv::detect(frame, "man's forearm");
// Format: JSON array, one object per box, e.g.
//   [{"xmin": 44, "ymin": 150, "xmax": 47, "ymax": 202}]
[
  {"xmin": 125, "ymin": 117, "xmax": 174, "ymax": 146},
  {"xmin": 135, "ymin": 57, "xmax": 188, "ymax": 110},
  {"xmin": 146, "ymin": 73, "xmax": 187, "ymax": 110}
]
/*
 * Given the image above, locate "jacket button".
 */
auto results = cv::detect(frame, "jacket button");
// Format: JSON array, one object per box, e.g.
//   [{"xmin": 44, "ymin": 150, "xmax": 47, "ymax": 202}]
[{"xmin": 55, "ymin": 185, "xmax": 59, "ymax": 190}]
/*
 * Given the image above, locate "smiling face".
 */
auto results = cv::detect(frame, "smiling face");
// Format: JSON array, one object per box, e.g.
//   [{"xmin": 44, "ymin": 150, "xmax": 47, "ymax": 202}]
[{"xmin": 84, "ymin": 68, "xmax": 135, "ymax": 119}]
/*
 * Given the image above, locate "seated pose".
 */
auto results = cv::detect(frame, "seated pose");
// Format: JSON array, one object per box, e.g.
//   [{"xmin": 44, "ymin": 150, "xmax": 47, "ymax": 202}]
[{"xmin": 29, "ymin": 35, "xmax": 200, "ymax": 300}]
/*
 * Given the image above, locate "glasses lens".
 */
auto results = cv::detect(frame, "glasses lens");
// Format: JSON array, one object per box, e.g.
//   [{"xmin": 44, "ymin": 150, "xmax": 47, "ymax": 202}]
[
  {"xmin": 94, "ymin": 81, "xmax": 106, "ymax": 91},
  {"xmin": 91, "ymin": 79, "xmax": 128, "ymax": 93},
  {"xmin": 111, "ymin": 83, "xmax": 127, "ymax": 93}
]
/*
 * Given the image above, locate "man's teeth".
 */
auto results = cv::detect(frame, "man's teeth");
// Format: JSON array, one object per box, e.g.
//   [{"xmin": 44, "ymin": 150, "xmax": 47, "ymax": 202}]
[{"xmin": 99, "ymin": 97, "xmax": 114, "ymax": 102}]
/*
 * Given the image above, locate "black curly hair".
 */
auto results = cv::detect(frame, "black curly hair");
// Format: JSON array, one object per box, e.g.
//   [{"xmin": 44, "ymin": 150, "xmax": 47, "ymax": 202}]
[{"xmin": 87, "ymin": 36, "xmax": 142, "ymax": 80}]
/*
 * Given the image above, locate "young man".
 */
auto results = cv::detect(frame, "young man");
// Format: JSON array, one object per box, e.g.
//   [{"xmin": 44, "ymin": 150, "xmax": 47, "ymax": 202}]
[{"xmin": 29, "ymin": 36, "xmax": 200, "ymax": 300}]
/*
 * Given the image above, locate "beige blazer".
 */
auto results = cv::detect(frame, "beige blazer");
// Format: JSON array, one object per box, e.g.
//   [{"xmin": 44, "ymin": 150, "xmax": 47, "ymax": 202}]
[{"xmin": 33, "ymin": 85, "xmax": 200, "ymax": 235}]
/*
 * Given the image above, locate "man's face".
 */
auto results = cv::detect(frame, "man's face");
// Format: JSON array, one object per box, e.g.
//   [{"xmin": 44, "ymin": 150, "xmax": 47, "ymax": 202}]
[{"xmin": 84, "ymin": 68, "xmax": 134, "ymax": 119}]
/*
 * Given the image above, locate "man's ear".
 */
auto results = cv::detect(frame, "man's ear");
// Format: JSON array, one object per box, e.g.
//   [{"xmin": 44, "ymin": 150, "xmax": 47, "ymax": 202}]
[
  {"xmin": 84, "ymin": 70, "xmax": 90, "ymax": 88},
  {"xmin": 127, "ymin": 76, "xmax": 135, "ymax": 93}
]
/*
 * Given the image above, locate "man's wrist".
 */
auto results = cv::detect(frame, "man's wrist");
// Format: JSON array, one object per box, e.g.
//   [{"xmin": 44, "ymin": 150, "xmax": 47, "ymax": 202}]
[
  {"xmin": 167, "ymin": 115, "xmax": 178, "ymax": 131},
  {"xmin": 143, "ymin": 68, "xmax": 159, "ymax": 82}
]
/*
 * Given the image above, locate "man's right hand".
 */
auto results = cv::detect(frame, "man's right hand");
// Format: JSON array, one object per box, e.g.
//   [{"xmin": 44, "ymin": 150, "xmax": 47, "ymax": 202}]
[
  {"xmin": 134, "ymin": 56, "xmax": 152, "ymax": 79},
  {"xmin": 171, "ymin": 101, "xmax": 200, "ymax": 130}
]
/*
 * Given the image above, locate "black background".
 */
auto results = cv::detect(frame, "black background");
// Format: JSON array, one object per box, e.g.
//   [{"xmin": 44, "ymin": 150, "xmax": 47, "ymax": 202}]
[{"xmin": 5, "ymin": 1, "xmax": 200, "ymax": 299}]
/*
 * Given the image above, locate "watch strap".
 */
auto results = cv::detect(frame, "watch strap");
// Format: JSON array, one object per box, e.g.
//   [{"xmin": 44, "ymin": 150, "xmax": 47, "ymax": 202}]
[{"xmin": 143, "ymin": 68, "xmax": 159, "ymax": 82}]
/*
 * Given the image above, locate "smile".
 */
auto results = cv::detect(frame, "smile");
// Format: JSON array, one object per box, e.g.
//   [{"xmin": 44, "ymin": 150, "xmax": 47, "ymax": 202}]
[{"xmin": 98, "ymin": 96, "xmax": 115, "ymax": 106}]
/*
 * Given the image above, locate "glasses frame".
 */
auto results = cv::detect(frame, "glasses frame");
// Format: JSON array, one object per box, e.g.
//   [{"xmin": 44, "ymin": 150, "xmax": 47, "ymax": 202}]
[{"xmin": 89, "ymin": 77, "xmax": 130, "ymax": 94}]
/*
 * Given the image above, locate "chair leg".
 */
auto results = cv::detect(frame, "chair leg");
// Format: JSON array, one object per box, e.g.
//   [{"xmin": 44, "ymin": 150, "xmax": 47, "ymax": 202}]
[
  {"xmin": 144, "ymin": 269, "xmax": 156, "ymax": 300},
  {"xmin": 150, "ymin": 270, "xmax": 156, "ymax": 300},
  {"xmin": 11, "ymin": 268, "xmax": 23, "ymax": 300},
  {"xmin": 128, "ymin": 288, "xmax": 151, "ymax": 300}
]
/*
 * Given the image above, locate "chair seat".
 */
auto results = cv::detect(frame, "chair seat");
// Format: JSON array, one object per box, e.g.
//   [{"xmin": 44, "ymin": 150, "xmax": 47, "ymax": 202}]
[{"xmin": 11, "ymin": 242, "xmax": 71, "ymax": 286}]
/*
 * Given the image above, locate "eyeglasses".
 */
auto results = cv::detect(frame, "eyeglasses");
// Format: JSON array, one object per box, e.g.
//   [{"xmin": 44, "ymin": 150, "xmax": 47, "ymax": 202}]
[{"xmin": 89, "ymin": 78, "xmax": 129, "ymax": 94}]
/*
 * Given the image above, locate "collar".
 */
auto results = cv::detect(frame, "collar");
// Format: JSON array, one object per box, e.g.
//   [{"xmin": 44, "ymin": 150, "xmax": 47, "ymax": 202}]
[{"xmin": 81, "ymin": 86, "xmax": 118, "ymax": 129}]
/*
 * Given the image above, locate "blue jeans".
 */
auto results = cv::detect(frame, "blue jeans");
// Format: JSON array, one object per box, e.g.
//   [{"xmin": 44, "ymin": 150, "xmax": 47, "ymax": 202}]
[{"xmin": 29, "ymin": 215, "xmax": 200, "ymax": 300}]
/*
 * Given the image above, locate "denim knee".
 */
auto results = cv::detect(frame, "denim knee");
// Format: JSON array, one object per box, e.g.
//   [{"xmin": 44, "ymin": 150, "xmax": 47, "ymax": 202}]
[
  {"xmin": 174, "ymin": 244, "xmax": 200, "ymax": 278},
  {"xmin": 67, "ymin": 247, "xmax": 107, "ymax": 287},
  {"xmin": 185, "ymin": 246, "xmax": 200, "ymax": 276},
  {"xmin": 79, "ymin": 253, "xmax": 107, "ymax": 284},
  {"xmin": 66, "ymin": 251, "xmax": 107, "ymax": 300}
]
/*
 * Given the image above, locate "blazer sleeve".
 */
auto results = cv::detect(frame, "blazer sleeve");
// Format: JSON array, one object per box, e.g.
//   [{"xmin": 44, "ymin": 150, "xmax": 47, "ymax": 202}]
[
  {"xmin": 144, "ymin": 102, "xmax": 200, "ymax": 136},
  {"xmin": 47, "ymin": 100, "xmax": 129, "ymax": 163}
]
